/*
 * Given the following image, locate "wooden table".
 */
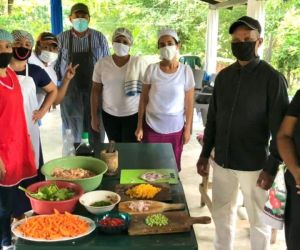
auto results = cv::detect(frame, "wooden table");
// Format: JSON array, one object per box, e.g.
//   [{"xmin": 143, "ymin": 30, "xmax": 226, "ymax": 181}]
[{"xmin": 15, "ymin": 143, "xmax": 200, "ymax": 250}]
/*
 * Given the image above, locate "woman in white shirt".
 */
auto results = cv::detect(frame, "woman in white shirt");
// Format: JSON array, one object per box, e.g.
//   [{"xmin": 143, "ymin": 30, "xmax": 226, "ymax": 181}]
[
  {"xmin": 135, "ymin": 28, "xmax": 195, "ymax": 171},
  {"xmin": 91, "ymin": 28, "xmax": 147, "ymax": 142}
]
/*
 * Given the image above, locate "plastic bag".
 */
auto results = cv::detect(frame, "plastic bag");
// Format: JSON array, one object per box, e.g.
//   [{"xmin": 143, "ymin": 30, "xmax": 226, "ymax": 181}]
[{"xmin": 261, "ymin": 165, "xmax": 286, "ymax": 230}]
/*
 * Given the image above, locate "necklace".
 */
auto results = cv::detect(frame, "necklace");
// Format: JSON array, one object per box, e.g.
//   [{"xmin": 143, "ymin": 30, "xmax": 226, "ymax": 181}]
[{"xmin": 0, "ymin": 69, "xmax": 15, "ymax": 90}]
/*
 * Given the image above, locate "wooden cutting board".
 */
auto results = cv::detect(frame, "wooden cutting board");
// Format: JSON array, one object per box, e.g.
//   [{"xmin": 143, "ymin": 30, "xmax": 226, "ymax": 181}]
[
  {"xmin": 128, "ymin": 211, "xmax": 211, "ymax": 236},
  {"xmin": 118, "ymin": 200, "xmax": 185, "ymax": 214},
  {"xmin": 115, "ymin": 184, "xmax": 172, "ymax": 202}
]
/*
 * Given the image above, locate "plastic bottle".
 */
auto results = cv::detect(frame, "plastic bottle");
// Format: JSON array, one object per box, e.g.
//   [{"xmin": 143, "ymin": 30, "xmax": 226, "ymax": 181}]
[
  {"xmin": 62, "ymin": 129, "xmax": 75, "ymax": 156},
  {"xmin": 75, "ymin": 132, "xmax": 94, "ymax": 156}
]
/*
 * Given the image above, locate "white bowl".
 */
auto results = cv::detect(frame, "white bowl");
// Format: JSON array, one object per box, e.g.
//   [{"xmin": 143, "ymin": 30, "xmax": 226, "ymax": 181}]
[{"xmin": 79, "ymin": 190, "xmax": 121, "ymax": 215}]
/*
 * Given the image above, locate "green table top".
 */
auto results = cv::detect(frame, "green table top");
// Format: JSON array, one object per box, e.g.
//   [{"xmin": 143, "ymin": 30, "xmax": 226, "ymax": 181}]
[{"xmin": 15, "ymin": 143, "xmax": 198, "ymax": 250}]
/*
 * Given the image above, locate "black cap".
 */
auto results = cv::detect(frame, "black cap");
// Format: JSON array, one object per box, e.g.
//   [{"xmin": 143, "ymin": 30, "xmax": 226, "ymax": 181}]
[
  {"xmin": 39, "ymin": 32, "xmax": 58, "ymax": 45},
  {"xmin": 70, "ymin": 3, "xmax": 90, "ymax": 16},
  {"xmin": 229, "ymin": 16, "xmax": 261, "ymax": 34}
]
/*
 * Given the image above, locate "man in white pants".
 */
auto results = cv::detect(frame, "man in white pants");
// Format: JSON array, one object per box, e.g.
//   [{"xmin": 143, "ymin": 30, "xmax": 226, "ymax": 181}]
[{"xmin": 196, "ymin": 16, "xmax": 289, "ymax": 250}]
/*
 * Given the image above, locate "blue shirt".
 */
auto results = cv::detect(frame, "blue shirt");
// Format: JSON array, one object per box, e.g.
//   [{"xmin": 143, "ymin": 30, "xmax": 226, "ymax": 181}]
[{"xmin": 15, "ymin": 63, "xmax": 51, "ymax": 88}]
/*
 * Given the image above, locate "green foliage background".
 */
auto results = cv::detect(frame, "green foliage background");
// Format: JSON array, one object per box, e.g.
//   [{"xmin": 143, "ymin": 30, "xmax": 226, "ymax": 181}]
[{"xmin": 0, "ymin": 0, "xmax": 299, "ymax": 93}]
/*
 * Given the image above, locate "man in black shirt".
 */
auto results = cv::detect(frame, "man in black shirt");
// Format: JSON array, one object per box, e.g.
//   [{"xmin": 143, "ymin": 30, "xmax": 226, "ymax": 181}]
[{"xmin": 197, "ymin": 16, "xmax": 289, "ymax": 250}]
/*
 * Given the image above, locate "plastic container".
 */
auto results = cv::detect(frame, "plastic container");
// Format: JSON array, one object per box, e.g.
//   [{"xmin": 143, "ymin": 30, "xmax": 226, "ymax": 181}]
[
  {"xmin": 25, "ymin": 180, "xmax": 84, "ymax": 215},
  {"xmin": 41, "ymin": 156, "xmax": 108, "ymax": 192},
  {"xmin": 76, "ymin": 132, "xmax": 94, "ymax": 157},
  {"xmin": 62, "ymin": 129, "xmax": 75, "ymax": 156}
]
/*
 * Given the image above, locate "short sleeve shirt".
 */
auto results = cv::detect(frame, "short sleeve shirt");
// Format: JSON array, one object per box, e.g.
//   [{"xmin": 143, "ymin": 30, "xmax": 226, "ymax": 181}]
[
  {"xmin": 15, "ymin": 63, "xmax": 51, "ymax": 89},
  {"xmin": 93, "ymin": 56, "xmax": 139, "ymax": 116},
  {"xmin": 143, "ymin": 62, "xmax": 195, "ymax": 134}
]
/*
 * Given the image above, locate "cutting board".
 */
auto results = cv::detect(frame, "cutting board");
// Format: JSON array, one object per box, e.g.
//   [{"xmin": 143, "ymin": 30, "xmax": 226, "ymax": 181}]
[
  {"xmin": 115, "ymin": 183, "xmax": 172, "ymax": 202},
  {"xmin": 118, "ymin": 200, "xmax": 185, "ymax": 214},
  {"xmin": 120, "ymin": 169, "xmax": 179, "ymax": 184},
  {"xmin": 128, "ymin": 211, "xmax": 211, "ymax": 235}
]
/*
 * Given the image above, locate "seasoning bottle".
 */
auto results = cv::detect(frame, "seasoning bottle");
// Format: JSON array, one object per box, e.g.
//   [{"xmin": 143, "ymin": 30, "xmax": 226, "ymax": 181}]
[{"xmin": 75, "ymin": 132, "xmax": 94, "ymax": 156}]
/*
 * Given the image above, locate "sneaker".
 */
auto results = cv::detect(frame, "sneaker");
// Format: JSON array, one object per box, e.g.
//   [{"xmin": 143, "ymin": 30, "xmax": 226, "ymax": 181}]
[{"xmin": 3, "ymin": 245, "xmax": 15, "ymax": 250}]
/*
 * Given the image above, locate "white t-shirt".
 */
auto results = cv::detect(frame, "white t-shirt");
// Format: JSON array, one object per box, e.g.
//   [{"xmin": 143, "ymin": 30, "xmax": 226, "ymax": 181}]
[
  {"xmin": 29, "ymin": 53, "xmax": 58, "ymax": 107},
  {"xmin": 92, "ymin": 56, "xmax": 140, "ymax": 117},
  {"xmin": 144, "ymin": 62, "xmax": 195, "ymax": 134}
]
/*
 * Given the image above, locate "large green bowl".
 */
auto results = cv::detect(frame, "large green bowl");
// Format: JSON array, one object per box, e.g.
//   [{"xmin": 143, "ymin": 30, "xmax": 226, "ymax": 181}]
[{"xmin": 41, "ymin": 156, "xmax": 108, "ymax": 192}]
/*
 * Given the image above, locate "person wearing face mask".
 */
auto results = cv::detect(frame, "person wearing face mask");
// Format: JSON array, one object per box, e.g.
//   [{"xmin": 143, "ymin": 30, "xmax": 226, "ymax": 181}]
[
  {"xmin": 91, "ymin": 28, "xmax": 148, "ymax": 142},
  {"xmin": 0, "ymin": 29, "xmax": 36, "ymax": 250},
  {"xmin": 135, "ymin": 28, "xmax": 195, "ymax": 171},
  {"xmin": 29, "ymin": 32, "xmax": 78, "ymax": 107},
  {"xmin": 55, "ymin": 3, "xmax": 109, "ymax": 145},
  {"xmin": 196, "ymin": 16, "xmax": 289, "ymax": 250},
  {"xmin": 9, "ymin": 30, "xmax": 57, "ymax": 219}
]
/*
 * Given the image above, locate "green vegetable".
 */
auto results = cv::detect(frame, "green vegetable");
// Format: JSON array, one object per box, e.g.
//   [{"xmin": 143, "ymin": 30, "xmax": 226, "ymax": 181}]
[
  {"xmin": 18, "ymin": 184, "xmax": 75, "ymax": 201},
  {"xmin": 145, "ymin": 213, "xmax": 169, "ymax": 227},
  {"xmin": 90, "ymin": 200, "xmax": 112, "ymax": 207}
]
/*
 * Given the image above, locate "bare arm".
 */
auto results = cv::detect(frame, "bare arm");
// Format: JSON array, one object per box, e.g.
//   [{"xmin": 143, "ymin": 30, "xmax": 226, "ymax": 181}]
[
  {"xmin": 32, "ymin": 81, "xmax": 57, "ymax": 123},
  {"xmin": 135, "ymin": 84, "xmax": 150, "ymax": 141},
  {"xmin": 90, "ymin": 82, "xmax": 103, "ymax": 132},
  {"xmin": 183, "ymin": 88, "xmax": 194, "ymax": 144},
  {"xmin": 54, "ymin": 63, "xmax": 79, "ymax": 105},
  {"xmin": 277, "ymin": 116, "xmax": 299, "ymax": 178}
]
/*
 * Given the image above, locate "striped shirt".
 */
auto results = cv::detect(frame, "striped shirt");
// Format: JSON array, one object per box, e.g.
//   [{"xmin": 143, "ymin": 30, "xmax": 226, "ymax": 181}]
[{"xmin": 55, "ymin": 28, "xmax": 110, "ymax": 80}]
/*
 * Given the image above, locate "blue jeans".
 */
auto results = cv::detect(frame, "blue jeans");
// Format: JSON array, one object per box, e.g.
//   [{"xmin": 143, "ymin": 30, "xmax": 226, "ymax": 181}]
[{"xmin": 0, "ymin": 186, "xmax": 13, "ymax": 247}]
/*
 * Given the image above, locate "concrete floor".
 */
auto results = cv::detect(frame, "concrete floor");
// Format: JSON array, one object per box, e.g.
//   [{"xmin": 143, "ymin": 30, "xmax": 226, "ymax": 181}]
[{"xmin": 40, "ymin": 107, "xmax": 286, "ymax": 250}]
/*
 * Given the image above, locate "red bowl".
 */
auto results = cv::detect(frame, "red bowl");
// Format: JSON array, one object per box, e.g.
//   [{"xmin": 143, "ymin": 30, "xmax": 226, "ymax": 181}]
[{"xmin": 26, "ymin": 180, "xmax": 84, "ymax": 215}]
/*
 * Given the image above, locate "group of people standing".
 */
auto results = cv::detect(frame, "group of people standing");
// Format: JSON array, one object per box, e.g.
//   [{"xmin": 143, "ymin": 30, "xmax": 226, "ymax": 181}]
[
  {"xmin": 0, "ymin": 2, "xmax": 299, "ymax": 250},
  {"xmin": 0, "ymin": 3, "xmax": 194, "ymax": 249}
]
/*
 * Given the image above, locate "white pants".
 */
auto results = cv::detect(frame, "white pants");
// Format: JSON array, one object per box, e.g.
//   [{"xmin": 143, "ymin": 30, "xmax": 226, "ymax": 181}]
[{"xmin": 212, "ymin": 163, "xmax": 271, "ymax": 250}]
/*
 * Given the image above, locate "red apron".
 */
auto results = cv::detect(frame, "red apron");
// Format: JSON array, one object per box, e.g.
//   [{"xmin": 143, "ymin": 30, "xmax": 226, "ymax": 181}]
[{"xmin": 0, "ymin": 67, "xmax": 36, "ymax": 187}]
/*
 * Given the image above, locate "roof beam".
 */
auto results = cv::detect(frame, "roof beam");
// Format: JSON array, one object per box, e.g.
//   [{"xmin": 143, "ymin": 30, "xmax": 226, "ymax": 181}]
[{"xmin": 210, "ymin": 0, "xmax": 247, "ymax": 9}]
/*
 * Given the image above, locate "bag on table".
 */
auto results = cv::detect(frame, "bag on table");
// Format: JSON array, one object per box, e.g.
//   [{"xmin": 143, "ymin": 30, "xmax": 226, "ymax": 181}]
[{"xmin": 261, "ymin": 165, "xmax": 286, "ymax": 230}]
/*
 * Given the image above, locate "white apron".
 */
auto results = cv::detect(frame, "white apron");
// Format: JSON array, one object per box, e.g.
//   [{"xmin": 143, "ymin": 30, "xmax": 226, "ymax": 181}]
[{"xmin": 17, "ymin": 64, "xmax": 40, "ymax": 169}]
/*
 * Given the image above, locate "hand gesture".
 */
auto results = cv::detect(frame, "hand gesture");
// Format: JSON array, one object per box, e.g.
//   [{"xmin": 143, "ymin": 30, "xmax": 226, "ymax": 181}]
[{"xmin": 65, "ymin": 63, "xmax": 79, "ymax": 81}]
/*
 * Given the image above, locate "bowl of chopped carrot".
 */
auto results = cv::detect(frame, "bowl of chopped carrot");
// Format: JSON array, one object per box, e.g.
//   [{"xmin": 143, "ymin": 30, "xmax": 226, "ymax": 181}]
[
  {"xmin": 24, "ymin": 180, "xmax": 84, "ymax": 215},
  {"xmin": 12, "ymin": 210, "xmax": 96, "ymax": 241},
  {"xmin": 79, "ymin": 190, "xmax": 121, "ymax": 215},
  {"xmin": 96, "ymin": 211, "xmax": 131, "ymax": 234},
  {"xmin": 41, "ymin": 156, "xmax": 108, "ymax": 192}
]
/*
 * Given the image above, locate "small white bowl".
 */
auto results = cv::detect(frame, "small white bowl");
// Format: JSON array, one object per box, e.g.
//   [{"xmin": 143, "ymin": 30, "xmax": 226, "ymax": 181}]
[{"xmin": 79, "ymin": 190, "xmax": 121, "ymax": 215}]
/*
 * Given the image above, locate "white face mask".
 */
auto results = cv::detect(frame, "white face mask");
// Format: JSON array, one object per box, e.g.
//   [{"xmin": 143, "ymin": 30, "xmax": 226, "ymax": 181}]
[
  {"xmin": 159, "ymin": 45, "xmax": 178, "ymax": 61},
  {"xmin": 112, "ymin": 42, "xmax": 130, "ymax": 57},
  {"xmin": 38, "ymin": 50, "xmax": 58, "ymax": 64}
]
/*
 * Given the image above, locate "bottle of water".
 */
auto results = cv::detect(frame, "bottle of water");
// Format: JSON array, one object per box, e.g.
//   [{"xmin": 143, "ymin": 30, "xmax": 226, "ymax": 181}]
[{"xmin": 62, "ymin": 129, "xmax": 75, "ymax": 156}]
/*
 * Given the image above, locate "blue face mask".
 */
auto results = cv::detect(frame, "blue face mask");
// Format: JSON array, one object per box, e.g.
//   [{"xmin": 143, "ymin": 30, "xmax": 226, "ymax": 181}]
[{"xmin": 72, "ymin": 18, "xmax": 89, "ymax": 33}]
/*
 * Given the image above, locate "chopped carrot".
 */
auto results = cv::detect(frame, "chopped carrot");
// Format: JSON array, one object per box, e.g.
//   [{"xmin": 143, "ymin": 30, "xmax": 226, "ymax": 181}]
[{"xmin": 15, "ymin": 211, "xmax": 89, "ymax": 240}]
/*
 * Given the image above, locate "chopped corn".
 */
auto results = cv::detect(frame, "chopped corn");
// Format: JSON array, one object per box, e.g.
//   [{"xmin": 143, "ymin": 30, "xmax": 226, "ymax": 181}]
[{"xmin": 125, "ymin": 184, "xmax": 161, "ymax": 199}]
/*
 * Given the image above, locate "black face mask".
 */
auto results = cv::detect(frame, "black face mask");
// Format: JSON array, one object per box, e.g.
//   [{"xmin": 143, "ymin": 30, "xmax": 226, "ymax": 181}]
[
  {"xmin": 231, "ymin": 41, "xmax": 257, "ymax": 61},
  {"xmin": 0, "ymin": 53, "xmax": 13, "ymax": 68},
  {"xmin": 13, "ymin": 47, "xmax": 32, "ymax": 61}
]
